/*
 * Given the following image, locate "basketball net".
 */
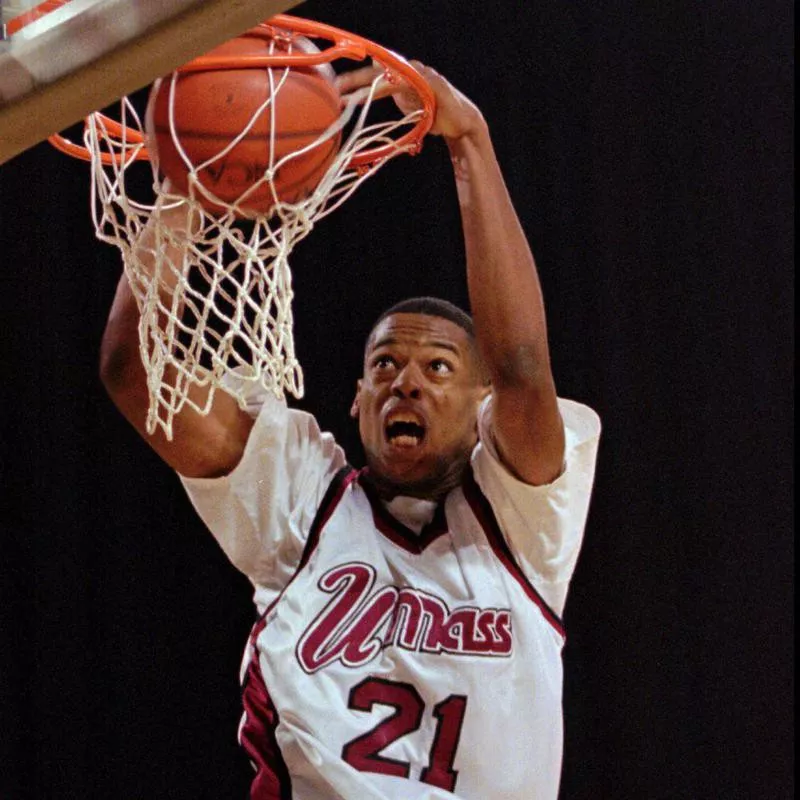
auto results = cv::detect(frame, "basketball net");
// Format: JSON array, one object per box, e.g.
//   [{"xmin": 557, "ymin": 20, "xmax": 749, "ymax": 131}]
[{"xmin": 53, "ymin": 17, "xmax": 434, "ymax": 439}]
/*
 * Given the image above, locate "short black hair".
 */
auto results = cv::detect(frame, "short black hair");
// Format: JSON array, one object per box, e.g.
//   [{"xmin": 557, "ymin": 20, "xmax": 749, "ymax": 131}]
[
  {"xmin": 364, "ymin": 297, "xmax": 488, "ymax": 383},
  {"xmin": 368, "ymin": 297, "xmax": 475, "ymax": 341}
]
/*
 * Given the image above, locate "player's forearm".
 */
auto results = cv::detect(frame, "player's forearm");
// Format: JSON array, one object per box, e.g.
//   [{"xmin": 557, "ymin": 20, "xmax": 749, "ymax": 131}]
[
  {"xmin": 99, "ymin": 204, "xmax": 189, "ymax": 400},
  {"xmin": 99, "ymin": 272, "xmax": 161, "ymax": 453},
  {"xmin": 447, "ymin": 125, "xmax": 553, "ymax": 388},
  {"xmin": 99, "ymin": 207, "xmax": 254, "ymax": 477},
  {"xmin": 100, "ymin": 274, "xmax": 146, "ymax": 392},
  {"xmin": 100, "ymin": 271, "xmax": 253, "ymax": 477}
]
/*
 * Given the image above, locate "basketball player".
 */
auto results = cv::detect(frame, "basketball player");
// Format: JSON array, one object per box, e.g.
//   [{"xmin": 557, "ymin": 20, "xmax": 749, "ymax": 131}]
[{"xmin": 100, "ymin": 63, "xmax": 601, "ymax": 799}]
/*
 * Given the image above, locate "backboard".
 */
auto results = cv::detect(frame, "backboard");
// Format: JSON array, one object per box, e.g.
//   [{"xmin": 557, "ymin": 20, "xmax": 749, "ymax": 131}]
[{"xmin": 0, "ymin": 0, "xmax": 302, "ymax": 164}]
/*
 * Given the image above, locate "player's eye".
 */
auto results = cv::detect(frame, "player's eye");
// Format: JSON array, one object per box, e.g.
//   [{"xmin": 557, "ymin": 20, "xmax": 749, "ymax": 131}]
[
  {"xmin": 429, "ymin": 358, "xmax": 453, "ymax": 375},
  {"xmin": 372, "ymin": 354, "xmax": 397, "ymax": 370}
]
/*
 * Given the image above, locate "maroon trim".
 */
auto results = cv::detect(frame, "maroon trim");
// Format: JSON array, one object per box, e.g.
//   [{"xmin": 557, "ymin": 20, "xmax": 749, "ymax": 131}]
[
  {"xmin": 240, "ymin": 643, "xmax": 293, "ymax": 799},
  {"xmin": 462, "ymin": 467, "xmax": 566, "ymax": 639},
  {"xmin": 252, "ymin": 466, "xmax": 358, "ymax": 631},
  {"xmin": 239, "ymin": 465, "xmax": 358, "ymax": 797},
  {"xmin": 298, "ymin": 466, "xmax": 359, "ymax": 570},
  {"xmin": 357, "ymin": 469, "xmax": 449, "ymax": 554}
]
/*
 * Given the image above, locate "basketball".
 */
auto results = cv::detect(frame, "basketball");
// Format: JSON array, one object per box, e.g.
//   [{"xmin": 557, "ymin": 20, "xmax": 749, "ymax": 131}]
[{"xmin": 145, "ymin": 32, "xmax": 342, "ymax": 217}]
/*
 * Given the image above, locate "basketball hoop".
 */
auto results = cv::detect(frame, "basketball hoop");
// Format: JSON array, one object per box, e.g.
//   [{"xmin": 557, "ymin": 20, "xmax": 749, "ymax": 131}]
[{"xmin": 44, "ymin": 14, "xmax": 436, "ymax": 439}]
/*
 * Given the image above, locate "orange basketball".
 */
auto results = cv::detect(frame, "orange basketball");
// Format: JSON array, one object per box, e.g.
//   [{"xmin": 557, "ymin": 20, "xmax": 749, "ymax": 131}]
[{"xmin": 146, "ymin": 33, "xmax": 341, "ymax": 217}]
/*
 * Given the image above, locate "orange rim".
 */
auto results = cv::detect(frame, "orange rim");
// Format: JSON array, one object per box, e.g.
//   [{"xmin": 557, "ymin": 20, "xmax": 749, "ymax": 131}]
[{"xmin": 48, "ymin": 13, "xmax": 436, "ymax": 169}]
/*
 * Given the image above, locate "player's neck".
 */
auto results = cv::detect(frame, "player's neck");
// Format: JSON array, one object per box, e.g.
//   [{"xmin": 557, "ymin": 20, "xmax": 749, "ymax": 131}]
[{"xmin": 363, "ymin": 459, "xmax": 467, "ymax": 503}]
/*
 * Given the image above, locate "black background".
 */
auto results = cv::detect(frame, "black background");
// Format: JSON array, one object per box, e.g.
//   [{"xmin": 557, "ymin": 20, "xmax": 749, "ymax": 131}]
[{"xmin": 0, "ymin": 1, "xmax": 793, "ymax": 798}]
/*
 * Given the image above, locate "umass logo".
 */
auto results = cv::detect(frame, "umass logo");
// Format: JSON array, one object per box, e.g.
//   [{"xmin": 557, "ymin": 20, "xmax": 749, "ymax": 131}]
[{"xmin": 296, "ymin": 562, "xmax": 513, "ymax": 673}]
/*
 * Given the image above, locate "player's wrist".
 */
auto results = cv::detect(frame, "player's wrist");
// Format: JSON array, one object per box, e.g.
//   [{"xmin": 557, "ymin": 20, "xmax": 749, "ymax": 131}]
[{"xmin": 444, "ymin": 114, "xmax": 491, "ymax": 162}]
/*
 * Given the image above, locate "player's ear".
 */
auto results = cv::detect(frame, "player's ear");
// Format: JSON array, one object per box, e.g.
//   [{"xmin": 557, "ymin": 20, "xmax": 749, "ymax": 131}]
[
  {"xmin": 473, "ymin": 375, "xmax": 491, "ymax": 404},
  {"xmin": 473, "ymin": 384, "xmax": 490, "ymax": 435},
  {"xmin": 350, "ymin": 380, "xmax": 363, "ymax": 419}
]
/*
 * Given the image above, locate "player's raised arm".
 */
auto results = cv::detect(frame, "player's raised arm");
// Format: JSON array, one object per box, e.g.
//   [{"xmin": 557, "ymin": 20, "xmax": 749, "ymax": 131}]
[
  {"xmin": 99, "ymin": 200, "xmax": 254, "ymax": 479},
  {"xmin": 432, "ymin": 67, "xmax": 565, "ymax": 485},
  {"xmin": 338, "ymin": 62, "xmax": 565, "ymax": 484}
]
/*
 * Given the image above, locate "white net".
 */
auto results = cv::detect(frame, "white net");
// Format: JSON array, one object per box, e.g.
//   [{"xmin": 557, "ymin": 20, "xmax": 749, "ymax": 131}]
[{"xmin": 82, "ymin": 32, "xmax": 427, "ymax": 439}]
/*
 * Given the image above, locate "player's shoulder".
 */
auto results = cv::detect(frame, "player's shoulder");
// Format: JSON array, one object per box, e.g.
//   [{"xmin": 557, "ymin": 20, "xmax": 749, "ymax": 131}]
[{"xmin": 477, "ymin": 394, "xmax": 600, "ymax": 449}]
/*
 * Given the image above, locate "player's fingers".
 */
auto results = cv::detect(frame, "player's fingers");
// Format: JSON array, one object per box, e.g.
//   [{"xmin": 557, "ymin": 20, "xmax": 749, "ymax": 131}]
[
  {"xmin": 335, "ymin": 64, "xmax": 397, "ymax": 108},
  {"xmin": 336, "ymin": 59, "xmax": 434, "ymax": 116},
  {"xmin": 409, "ymin": 59, "xmax": 433, "ymax": 75},
  {"xmin": 334, "ymin": 62, "xmax": 383, "ymax": 95},
  {"xmin": 408, "ymin": 60, "xmax": 443, "ymax": 84}
]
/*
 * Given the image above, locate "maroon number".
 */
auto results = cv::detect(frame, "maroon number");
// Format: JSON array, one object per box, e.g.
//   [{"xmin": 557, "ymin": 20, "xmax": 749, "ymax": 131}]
[
  {"xmin": 419, "ymin": 694, "xmax": 468, "ymax": 791},
  {"xmin": 341, "ymin": 677, "xmax": 468, "ymax": 791},
  {"xmin": 341, "ymin": 678, "xmax": 424, "ymax": 778}
]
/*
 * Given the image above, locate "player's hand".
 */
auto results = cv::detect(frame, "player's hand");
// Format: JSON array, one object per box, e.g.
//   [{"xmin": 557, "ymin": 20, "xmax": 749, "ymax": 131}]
[{"xmin": 335, "ymin": 60, "xmax": 485, "ymax": 141}]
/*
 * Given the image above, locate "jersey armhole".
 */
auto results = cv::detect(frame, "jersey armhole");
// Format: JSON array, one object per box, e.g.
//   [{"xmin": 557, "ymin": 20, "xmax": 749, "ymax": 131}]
[{"xmin": 462, "ymin": 466, "xmax": 566, "ymax": 639}]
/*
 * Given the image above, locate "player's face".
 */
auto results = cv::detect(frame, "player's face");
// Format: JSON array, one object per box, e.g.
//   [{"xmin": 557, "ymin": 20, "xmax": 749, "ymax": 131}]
[{"xmin": 351, "ymin": 313, "xmax": 489, "ymax": 499}]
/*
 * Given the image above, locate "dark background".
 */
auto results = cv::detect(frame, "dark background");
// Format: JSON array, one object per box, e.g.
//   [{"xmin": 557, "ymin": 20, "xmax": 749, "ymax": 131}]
[{"xmin": 0, "ymin": 1, "xmax": 793, "ymax": 798}]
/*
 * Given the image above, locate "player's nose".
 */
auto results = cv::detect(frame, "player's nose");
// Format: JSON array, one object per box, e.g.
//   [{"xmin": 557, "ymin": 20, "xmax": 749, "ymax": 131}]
[{"xmin": 391, "ymin": 363, "xmax": 423, "ymax": 399}]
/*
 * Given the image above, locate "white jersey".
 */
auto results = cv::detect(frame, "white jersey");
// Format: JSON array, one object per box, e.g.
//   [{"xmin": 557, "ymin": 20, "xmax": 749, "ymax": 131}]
[{"xmin": 181, "ymin": 394, "xmax": 600, "ymax": 800}]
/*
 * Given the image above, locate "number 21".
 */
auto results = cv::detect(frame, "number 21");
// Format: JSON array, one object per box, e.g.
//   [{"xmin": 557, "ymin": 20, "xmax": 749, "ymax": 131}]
[{"xmin": 341, "ymin": 677, "xmax": 468, "ymax": 792}]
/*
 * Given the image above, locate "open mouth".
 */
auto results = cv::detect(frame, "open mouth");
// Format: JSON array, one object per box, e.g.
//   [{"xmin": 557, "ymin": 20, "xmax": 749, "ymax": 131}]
[{"xmin": 385, "ymin": 416, "xmax": 426, "ymax": 448}]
